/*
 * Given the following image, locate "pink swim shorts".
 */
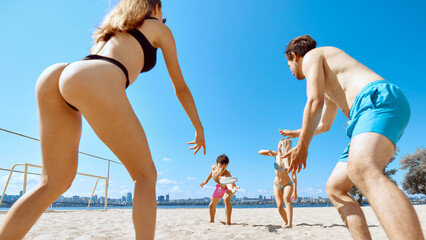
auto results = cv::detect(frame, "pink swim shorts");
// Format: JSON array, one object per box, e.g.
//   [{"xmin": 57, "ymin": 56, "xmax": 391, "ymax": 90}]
[{"xmin": 212, "ymin": 184, "xmax": 235, "ymax": 199}]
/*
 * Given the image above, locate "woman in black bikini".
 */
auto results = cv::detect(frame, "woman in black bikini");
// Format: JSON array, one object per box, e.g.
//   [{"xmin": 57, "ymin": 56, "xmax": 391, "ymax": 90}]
[
  {"xmin": 259, "ymin": 139, "xmax": 297, "ymax": 227},
  {"xmin": 0, "ymin": 1, "xmax": 205, "ymax": 239}
]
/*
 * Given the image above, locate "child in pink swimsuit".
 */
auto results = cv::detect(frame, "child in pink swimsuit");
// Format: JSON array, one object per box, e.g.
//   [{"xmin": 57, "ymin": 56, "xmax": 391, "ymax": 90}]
[
  {"xmin": 200, "ymin": 154, "xmax": 238, "ymax": 225},
  {"xmin": 212, "ymin": 183, "xmax": 236, "ymax": 198}
]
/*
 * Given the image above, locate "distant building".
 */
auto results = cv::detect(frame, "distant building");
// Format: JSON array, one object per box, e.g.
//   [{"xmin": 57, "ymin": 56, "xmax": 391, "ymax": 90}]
[
  {"xmin": 72, "ymin": 195, "xmax": 80, "ymax": 203},
  {"xmin": 166, "ymin": 194, "xmax": 169, "ymax": 202},
  {"xmin": 121, "ymin": 196, "xmax": 126, "ymax": 204},
  {"xmin": 127, "ymin": 192, "xmax": 133, "ymax": 205},
  {"xmin": 57, "ymin": 196, "xmax": 65, "ymax": 202},
  {"xmin": 158, "ymin": 196, "xmax": 165, "ymax": 202},
  {"xmin": 259, "ymin": 195, "xmax": 263, "ymax": 200}
]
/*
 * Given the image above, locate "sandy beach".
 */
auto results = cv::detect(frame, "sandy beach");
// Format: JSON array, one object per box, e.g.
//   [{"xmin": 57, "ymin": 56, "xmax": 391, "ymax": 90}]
[{"xmin": 0, "ymin": 205, "xmax": 424, "ymax": 239}]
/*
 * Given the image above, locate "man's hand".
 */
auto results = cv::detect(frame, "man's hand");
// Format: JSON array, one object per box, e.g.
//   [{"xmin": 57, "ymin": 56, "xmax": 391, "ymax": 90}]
[
  {"xmin": 282, "ymin": 145, "xmax": 308, "ymax": 173},
  {"xmin": 200, "ymin": 182, "xmax": 207, "ymax": 188},
  {"xmin": 279, "ymin": 129, "xmax": 301, "ymax": 139}
]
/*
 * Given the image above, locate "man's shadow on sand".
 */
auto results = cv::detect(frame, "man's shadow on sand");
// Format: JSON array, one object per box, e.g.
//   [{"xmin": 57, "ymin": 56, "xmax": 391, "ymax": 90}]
[{"xmin": 219, "ymin": 221, "xmax": 379, "ymax": 233}]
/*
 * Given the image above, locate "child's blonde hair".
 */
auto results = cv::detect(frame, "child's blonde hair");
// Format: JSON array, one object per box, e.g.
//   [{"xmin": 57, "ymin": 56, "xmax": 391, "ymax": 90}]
[{"xmin": 277, "ymin": 139, "xmax": 292, "ymax": 170}]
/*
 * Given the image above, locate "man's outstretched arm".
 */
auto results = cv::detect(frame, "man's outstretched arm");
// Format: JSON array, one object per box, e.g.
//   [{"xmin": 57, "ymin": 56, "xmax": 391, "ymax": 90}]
[
  {"xmin": 285, "ymin": 53, "xmax": 326, "ymax": 173},
  {"xmin": 280, "ymin": 99, "xmax": 338, "ymax": 138},
  {"xmin": 315, "ymin": 98, "xmax": 339, "ymax": 135}
]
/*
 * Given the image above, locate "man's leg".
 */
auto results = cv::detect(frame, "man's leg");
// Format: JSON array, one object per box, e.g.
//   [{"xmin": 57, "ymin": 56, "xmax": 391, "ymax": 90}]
[
  {"xmin": 326, "ymin": 162, "xmax": 372, "ymax": 240},
  {"xmin": 209, "ymin": 198, "xmax": 221, "ymax": 223},
  {"xmin": 223, "ymin": 192, "xmax": 234, "ymax": 225},
  {"xmin": 347, "ymin": 132, "xmax": 424, "ymax": 240}
]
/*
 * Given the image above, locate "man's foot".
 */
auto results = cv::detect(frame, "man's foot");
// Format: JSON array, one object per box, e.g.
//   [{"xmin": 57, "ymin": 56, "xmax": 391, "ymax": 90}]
[
  {"xmin": 209, "ymin": 221, "xmax": 214, "ymax": 223},
  {"xmin": 226, "ymin": 222, "xmax": 231, "ymax": 226}
]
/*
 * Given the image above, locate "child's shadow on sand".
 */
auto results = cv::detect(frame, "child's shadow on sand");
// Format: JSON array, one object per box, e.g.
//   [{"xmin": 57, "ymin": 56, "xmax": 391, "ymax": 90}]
[
  {"xmin": 296, "ymin": 223, "xmax": 379, "ymax": 228},
  {"xmin": 220, "ymin": 221, "xmax": 282, "ymax": 233},
  {"xmin": 252, "ymin": 224, "xmax": 284, "ymax": 233},
  {"xmin": 218, "ymin": 221, "xmax": 249, "ymax": 227},
  {"xmin": 221, "ymin": 222, "xmax": 283, "ymax": 233}
]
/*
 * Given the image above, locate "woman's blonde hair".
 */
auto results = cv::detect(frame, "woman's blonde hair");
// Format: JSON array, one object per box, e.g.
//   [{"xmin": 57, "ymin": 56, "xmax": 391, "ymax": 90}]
[
  {"xmin": 277, "ymin": 139, "xmax": 292, "ymax": 169},
  {"xmin": 92, "ymin": 0, "xmax": 162, "ymax": 44}
]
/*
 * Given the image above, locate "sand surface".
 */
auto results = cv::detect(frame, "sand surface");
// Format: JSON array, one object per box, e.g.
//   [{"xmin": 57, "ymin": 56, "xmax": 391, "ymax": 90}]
[{"xmin": 0, "ymin": 205, "xmax": 424, "ymax": 239}]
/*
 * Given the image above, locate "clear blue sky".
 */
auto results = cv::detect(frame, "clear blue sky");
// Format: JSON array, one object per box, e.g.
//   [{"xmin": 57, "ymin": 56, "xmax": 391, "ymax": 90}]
[{"xmin": 0, "ymin": 0, "xmax": 425, "ymax": 200}]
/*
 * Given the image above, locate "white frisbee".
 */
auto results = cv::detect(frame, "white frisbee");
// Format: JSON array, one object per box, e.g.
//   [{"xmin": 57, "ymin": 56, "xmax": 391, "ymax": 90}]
[{"xmin": 219, "ymin": 177, "xmax": 238, "ymax": 184}]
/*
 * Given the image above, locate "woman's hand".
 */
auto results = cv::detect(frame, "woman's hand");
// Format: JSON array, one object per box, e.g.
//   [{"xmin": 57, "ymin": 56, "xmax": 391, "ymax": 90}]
[
  {"xmin": 291, "ymin": 191, "xmax": 298, "ymax": 201},
  {"xmin": 268, "ymin": 150, "xmax": 274, "ymax": 156},
  {"xmin": 188, "ymin": 130, "xmax": 206, "ymax": 154},
  {"xmin": 279, "ymin": 129, "xmax": 301, "ymax": 139}
]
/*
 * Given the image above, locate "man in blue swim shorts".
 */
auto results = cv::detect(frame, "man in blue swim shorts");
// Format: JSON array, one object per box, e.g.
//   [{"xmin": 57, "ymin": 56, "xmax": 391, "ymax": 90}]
[{"xmin": 279, "ymin": 35, "xmax": 423, "ymax": 240}]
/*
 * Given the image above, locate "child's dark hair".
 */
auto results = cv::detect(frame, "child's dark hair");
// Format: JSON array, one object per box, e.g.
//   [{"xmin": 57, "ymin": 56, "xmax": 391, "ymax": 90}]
[{"xmin": 216, "ymin": 154, "xmax": 229, "ymax": 164}]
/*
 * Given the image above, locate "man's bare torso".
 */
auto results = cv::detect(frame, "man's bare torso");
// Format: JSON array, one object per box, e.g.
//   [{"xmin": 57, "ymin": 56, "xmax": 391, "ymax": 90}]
[{"xmin": 305, "ymin": 47, "xmax": 384, "ymax": 117}]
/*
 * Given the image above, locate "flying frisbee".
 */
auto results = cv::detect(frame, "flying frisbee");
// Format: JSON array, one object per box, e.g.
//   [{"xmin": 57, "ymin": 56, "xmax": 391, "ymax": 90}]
[{"xmin": 219, "ymin": 177, "xmax": 238, "ymax": 184}]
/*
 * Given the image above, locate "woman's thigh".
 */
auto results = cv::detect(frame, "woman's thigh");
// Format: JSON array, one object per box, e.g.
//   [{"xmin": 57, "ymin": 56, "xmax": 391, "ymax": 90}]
[
  {"xmin": 59, "ymin": 65, "xmax": 156, "ymax": 180},
  {"xmin": 36, "ymin": 63, "xmax": 82, "ymax": 183}
]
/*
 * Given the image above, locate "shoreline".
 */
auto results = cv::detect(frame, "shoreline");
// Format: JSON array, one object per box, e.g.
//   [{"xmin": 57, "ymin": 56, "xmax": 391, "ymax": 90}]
[
  {"xmin": 0, "ymin": 205, "xmax": 424, "ymax": 239},
  {"xmin": 1, "ymin": 202, "xmax": 425, "ymax": 212}
]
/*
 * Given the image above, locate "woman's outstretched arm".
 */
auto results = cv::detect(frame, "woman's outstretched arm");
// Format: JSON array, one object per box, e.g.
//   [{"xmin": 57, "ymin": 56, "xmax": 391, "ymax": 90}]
[
  {"xmin": 159, "ymin": 25, "xmax": 205, "ymax": 154},
  {"xmin": 259, "ymin": 149, "xmax": 277, "ymax": 156}
]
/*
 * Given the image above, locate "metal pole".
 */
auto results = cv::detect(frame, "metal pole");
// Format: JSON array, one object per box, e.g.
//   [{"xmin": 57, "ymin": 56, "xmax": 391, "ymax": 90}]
[
  {"xmin": 105, "ymin": 161, "xmax": 110, "ymax": 211},
  {"xmin": 87, "ymin": 178, "xmax": 101, "ymax": 210},
  {"xmin": 23, "ymin": 164, "xmax": 28, "ymax": 194},
  {"xmin": 0, "ymin": 164, "xmax": 21, "ymax": 206},
  {"xmin": 105, "ymin": 179, "xmax": 108, "ymax": 211},
  {"xmin": 107, "ymin": 161, "xmax": 110, "ymax": 186}
]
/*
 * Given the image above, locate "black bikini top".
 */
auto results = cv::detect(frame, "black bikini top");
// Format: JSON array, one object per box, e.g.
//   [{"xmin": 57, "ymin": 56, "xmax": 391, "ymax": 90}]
[{"xmin": 127, "ymin": 16, "xmax": 158, "ymax": 73}]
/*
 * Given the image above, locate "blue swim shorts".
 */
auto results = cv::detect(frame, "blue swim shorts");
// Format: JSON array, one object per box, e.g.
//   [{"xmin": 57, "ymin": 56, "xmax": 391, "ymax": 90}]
[{"xmin": 339, "ymin": 80, "xmax": 410, "ymax": 162}]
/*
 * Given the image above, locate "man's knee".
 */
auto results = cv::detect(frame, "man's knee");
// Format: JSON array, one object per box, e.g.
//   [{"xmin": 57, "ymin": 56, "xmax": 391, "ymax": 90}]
[
  {"xmin": 326, "ymin": 178, "xmax": 338, "ymax": 197},
  {"xmin": 326, "ymin": 178, "xmax": 349, "ymax": 199},
  {"xmin": 346, "ymin": 160, "xmax": 370, "ymax": 185}
]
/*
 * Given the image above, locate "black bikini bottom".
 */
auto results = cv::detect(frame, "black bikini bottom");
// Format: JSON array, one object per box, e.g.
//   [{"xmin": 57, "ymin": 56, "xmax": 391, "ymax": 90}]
[{"xmin": 64, "ymin": 55, "xmax": 130, "ymax": 111}]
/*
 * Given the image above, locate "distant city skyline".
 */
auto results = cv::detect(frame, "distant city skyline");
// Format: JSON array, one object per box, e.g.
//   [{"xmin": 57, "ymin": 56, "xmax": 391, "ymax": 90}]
[{"xmin": 2, "ymin": 192, "xmax": 424, "ymax": 210}]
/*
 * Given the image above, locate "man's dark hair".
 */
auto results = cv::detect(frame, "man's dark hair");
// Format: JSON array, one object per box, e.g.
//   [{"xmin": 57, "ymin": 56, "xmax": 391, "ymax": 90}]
[
  {"xmin": 285, "ymin": 35, "xmax": 317, "ymax": 60},
  {"xmin": 216, "ymin": 154, "xmax": 229, "ymax": 164}
]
